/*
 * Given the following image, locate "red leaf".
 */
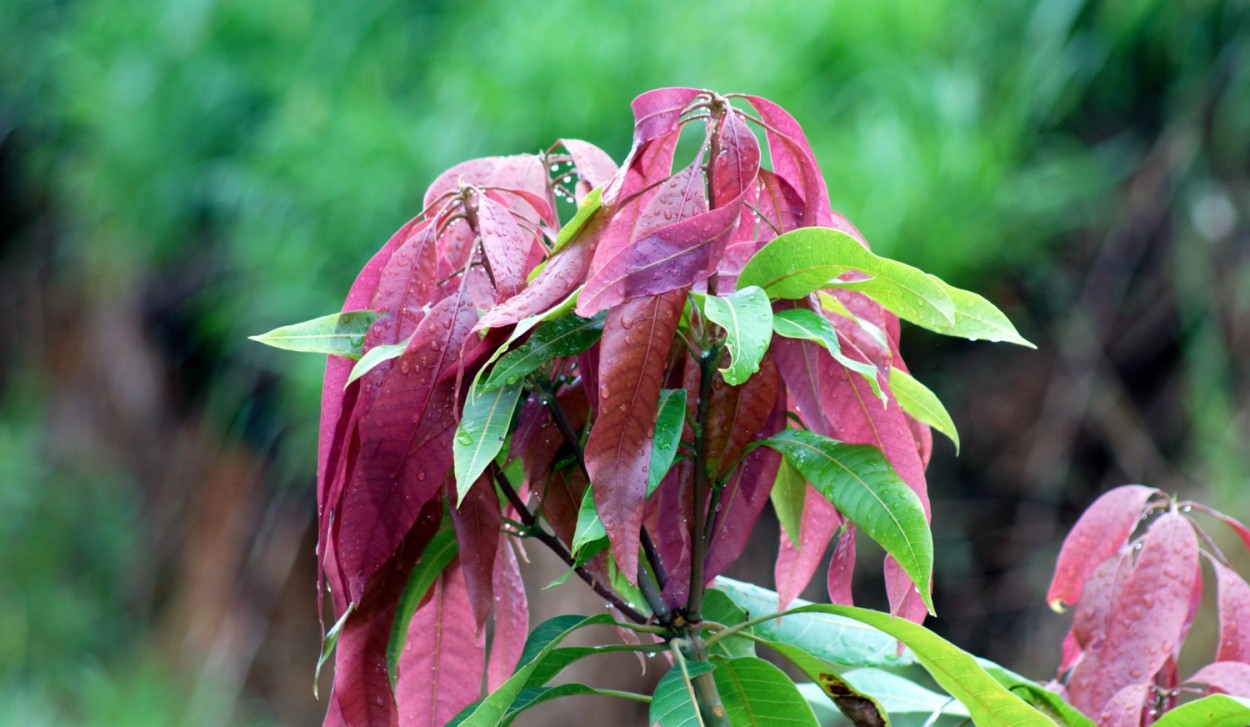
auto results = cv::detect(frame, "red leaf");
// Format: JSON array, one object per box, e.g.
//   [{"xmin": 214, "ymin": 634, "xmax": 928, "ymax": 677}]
[
  {"xmin": 447, "ymin": 475, "xmax": 501, "ymax": 630},
  {"xmin": 711, "ymin": 110, "xmax": 761, "ymax": 209},
  {"xmin": 754, "ymin": 170, "xmax": 805, "ymax": 242},
  {"xmin": 424, "ymin": 155, "xmax": 552, "ymax": 226},
  {"xmin": 772, "ymin": 335, "xmax": 832, "ymax": 435},
  {"xmin": 1212, "ymin": 510, "xmax": 1250, "ymax": 555},
  {"xmin": 326, "ymin": 502, "xmax": 442, "ymax": 727},
  {"xmin": 559, "ymin": 138, "xmax": 619, "ymax": 189},
  {"xmin": 630, "ymin": 87, "xmax": 704, "ymax": 145},
  {"xmin": 337, "ymin": 296, "xmax": 478, "ymax": 601},
  {"xmin": 775, "ymin": 487, "xmax": 841, "ymax": 611},
  {"xmin": 1071, "ymin": 548, "xmax": 1132, "ymax": 654},
  {"xmin": 1095, "ymin": 684, "xmax": 1149, "ymax": 727},
  {"xmin": 394, "ymin": 559, "xmax": 486, "ymax": 727},
  {"xmin": 1047, "ymin": 485, "xmax": 1159, "ymax": 611},
  {"xmin": 1214, "ymin": 560, "xmax": 1250, "ymax": 663},
  {"xmin": 1188, "ymin": 661, "xmax": 1250, "ymax": 697},
  {"xmin": 474, "ymin": 194, "xmax": 531, "ymax": 299},
  {"xmin": 827, "ymin": 524, "xmax": 857, "ymax": 607},
  {"xmin": 743, "ymin": 95, "xmax": 832, "ymax": 228},
  {"xmin": 649, "ymin": 462, "xmax": 694, "ymax": 608},
  {"xmin": 486, "ymin": 538, "xmax": 528, "ymax": 692},
  {"xmin": 1066, "ymin": 511, "xmax": 1199, "ymax": 717},
  {"xmin": 884, "ymin": 556, "xmax": 929, "ymax": 624},
  {"xmin": 706, "ymin": 353, "xmax": 782, "ymax": 480},
  {"xmin": 585, "ymin": 289, "xmax": 685, "ymax": 579},
  {"xmin": 367, "ymin": 220, "xmax": 440, "ymax": 352}
]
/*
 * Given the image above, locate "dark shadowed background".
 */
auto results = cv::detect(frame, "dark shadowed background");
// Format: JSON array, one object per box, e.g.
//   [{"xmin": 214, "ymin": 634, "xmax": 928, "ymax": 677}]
[{"xmin": 2, "ymin": 0, "xmax": 1247, "ymax": 724}]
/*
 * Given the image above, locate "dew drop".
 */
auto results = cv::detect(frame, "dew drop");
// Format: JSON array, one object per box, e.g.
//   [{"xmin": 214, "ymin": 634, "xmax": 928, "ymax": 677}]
[{"xmin": 417, "ymin": 471, "xmax": 426, "ymax": 481}]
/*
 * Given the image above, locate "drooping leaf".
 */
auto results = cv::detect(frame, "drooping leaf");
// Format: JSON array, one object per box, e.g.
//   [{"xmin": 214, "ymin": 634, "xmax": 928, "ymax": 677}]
[
  {"xmin": 713, "ymin": 578, "xmax": 914, "ymax": 668},
  {"xmin": 1188, "ymin": 662, "xmax": 1250, "ymax": 698},
  {"xmin": 585, "ymin": 289, "xmax": 685, "ymax": 579},
  {"xmin": 760, "ymin": 428, "xmax": 934, "ymax": 614},
  {"xmin": 251, "ymin": 310, "xmax": 381, "ymax": 359},
  {"xmin": 742, "ymin": 95, "xmax": 831, "ymax": 229},
  {"xmin": 770, "ymin": 459, "xmax": 806, "ymax": 549},
  {"xmin": 1046, "ymin": 485, "xmax": 1159, "ymax": 612},
  {"xmin": 454, "ymin": 382, "xmax": 522, "ymax": 502},
  {"xmin": 559, "ymin": 139, "xmax": 619, "ymax": 190},
  {"xmin": 701, "ymin": 286, "xmax": 773, "ymax": 386},
  {"xmin": 737, "ymin": 228, "xmax": 954, "ymax": 331},
  {"xmin": 648, "ymin": 388, "xmax": 687, "ymax": 494},
  {"xmin": 482, "ymin": 311, "xmax": 605, "ymax": 392},
  {"xmin": 774, "ymin": 487, "xmax": 839, "ymax": 611},
  {"xmin": 711, "ymin": 656, "xmax": 820, "ymax": 726},
  {"xmin": 366, "ymin": 219, "xmax": 441, "ymax": 349},
  {"xmin": 386, "ymin": 515, "xmax": 458, "ymax": 687},
  {"xmin": 395, "ymin": 559, "xmax": 486, "ymax": 726},
  {"xmin": 475, "ymin": 193, "xmax": 532, "ymax": 298},
  {"xmin": 549, "ymin": 186, "xmax": 602, "ymax": 256},
  {"xmin": 711, "ymin": 109, "xmax": 762, "ymax": 209},
  {"xmin": 650, "ymin": 660, "xmax": 717, "ymax": 727},
  {"xmin": 817, "ymin": 292, "xmax": 891, "ymax": 353},
  {"xmin": 487, "ymin": 538, "xmax": 529, "ymax": 693},
  {"xmin": 923, "ymin": 276, "xmax": 1035, "ymax": 347},
  {"xmin": 448, "ymin": 475, "xmax": 502, "ymax": 630},
  {"xmin": 841, "ymin": 667, "xmax": 971, "ymax": 719},
  {"xmin": 1214, "ymin": 560, "xmax": 1250, "ymax": 663},
  {"xmin": 826, "ymin": 524, "xmax": 857, "ymax": 607},
  {"xmin": 771, "ymin": 307, "xmax": 882, "ymax": 401},
  {"xmin": 705, "ymin": 353, "xmax": 782, "ymax": 480},
  {"xmin": 888, "ymin": 367, "xmax": 960, "ymax": 453},
  {"xmin": 1151, "ymin": 695, "xmax": 1250, "ymax": 726},
  {"xmin": 974, "ymin": 658, "xmax": 1093, "ymax": 727},
  {"xmin": 345, "ymin": 335, "xmax": 412, "ymax": 388},
  {"xmin": 571, "ymin": 486, "xmax": 607, "ymax": 557},
  {"xmin": 771, "ymin": 336, "xmax": 832, "ymax": 435},
  {"xmin": 1067, "ymin": 511, "xmax": 1199, "ymax": 717},
  {"xmin": 630, "ymin": 86, "xmax": 704, "ymax": 145}
]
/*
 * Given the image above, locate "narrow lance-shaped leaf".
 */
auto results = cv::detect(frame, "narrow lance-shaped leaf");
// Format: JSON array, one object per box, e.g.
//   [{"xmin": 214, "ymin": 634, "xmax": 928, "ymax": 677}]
[
  {"xmin": 386, "ymin": 515, "xmax": 458, "ymax": 687},
  {"xmin": 771, "ymin": 307, "xmax": 882, "ymax": 401},
  {"xmin": 474, "ymin": 194, "xmax": 532, "ymax": 299},
  {"xmin": 345, "ymin": 335, "xmax": 412, "ymax": 388},
  {"xmin": 549, "ymin": 186, "xmax": 602, "ymax": 256},
  {"xmin": 1213, "ymin": 560, "xmax": 1250, "ymax": 663},
  {"xmin": 701, "ymin": 285, "xmax": 773, "ymax": 386},
  {"xmin": 650, "ymin": 660, "xmax": 716, "ymax": 727},
  {"xmin": 924, "ymin": 275, "xmax": 1035, "ymax": 347},
  {"xmin": 737, "ymin": 228, "xmax": 954, "ymax": 329},
  {"xmin": 251, "ymin": 310, "xmax": 381, "ymax": 359},
  {"xmin": 487, "ymin": 538, "xmax": 529, "ymax": 692},
  {"xmin": 648, "ymin": 388, "xmax": 687, "ymax": 494},
  {"xmin": 448, "ymin": 475, "xmax": 502, "ymax": 630},
  {"xmin": 482, "ymin": 311, "xmax": 606, "ymax": 392},
  {"xmin": 1046, "ymin": 485, "xmax": 1159, "ymax": 612},
  {"xmin": 711, "ymin": 656, "xmax": 820, "ymax": 726},
  {"xmin": 888, "ymin": 367, "xmax": 960, "ymax": 452},
  {"xmin": 453, "ymin": 380, "xmax": 523, "ymax": 502},
  {"xmin": 760, "ymin": 428, "xmax": 935, "ymax": 614},
  {"xmin": 571, "ymin": 487, "xmax": 607, "ymax": 557},
  {"xmin": 770, "ymin": 458, "xmax": 806, "ymax": 549}
]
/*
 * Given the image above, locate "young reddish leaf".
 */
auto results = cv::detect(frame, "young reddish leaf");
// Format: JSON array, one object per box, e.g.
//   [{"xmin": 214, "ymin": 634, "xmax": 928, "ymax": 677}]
[
  {"xmin": 446, "ymin": 475, "xmax": 501, "ymax": 630},
  {"xmin": 1188, "ymin": 662, "xmax": 1250, "ymax": 697},
  {"xmin": 585, "ymin": 289, "xmax": 684, "ymax": 579},
  {"xmin": 884, "ymin": 556, "xmax": 929, "ymax": 625},
  {"xmin": 772, "ymin": 335, "xmax": 832, "ymax": 435},
  {"xmin": 755, "ymin": 170, "xmax": 805, "ymax": 242},
  {"xmin": 711, "ymin": 109, "xmax": 762, "ymax": 208},
  {"xmin": 630, "ymin": 87, "xmax": 703, "ymax": 145},
  {"xmin": 395, "ymin": 559, "xmax": 486, "ymax": 727},
  {"xmin": 1210, "ymin": 510, "xmax": 1250, "ymax": 555},
  {"xmin": 367, "ymin": 220, "xmax": 440, "ymax": 352},
  {"xmin": 1066, "ymin": 511, "xmax": 1199, "ymax": 717},
  {"xmin": 486, "ymin": 538, "xmax": 528, "ymax": 692},
  {"xmin": 649, "ymin": 462, "xmax": 694, "ymax": 607},
  {"xmin": 558, "ymin": 138, "xmax": 618, "ymax": 190},
  {"xmin": 1071, "ymin": 548, "xmax": 1132, "ymax": 653},
  {"xmin": 1214, "ymin": 560, "xmax": 1250, "ymax": 663},
  {"xmin": 474, "ymin": 193, "xmax": 532, "ymax": 299},
  {"xmin": 742, "ymin": 94, "xmax": 832, "ymax": 228},
  {"xmin": 1095, "ymin": 684, "xmax": 1149, "ymax": 727},
  {"xmin": 705, "ymin": 352, "xmax": 782, "ymax": 479},
  {"xmin": 338, "ymin": 296, "xmax": 478, "ymax": 601},
  {"xmin": 827, "ymin": 524, "xmax": 857, "ymax": 607},
  {"xmin": 424, "ymin": 155, "xmax": 552, "ymax": 225},
  {"xmin": 775, "ymin": 487, "xmax": 841, "ymax": 611},
  {"xmin": 1047, "ymin": 485, "xmax": 1159, "ymax": 612}
]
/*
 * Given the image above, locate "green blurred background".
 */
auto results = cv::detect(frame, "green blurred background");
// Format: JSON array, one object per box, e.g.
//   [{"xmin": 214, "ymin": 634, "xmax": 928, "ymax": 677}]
[{"xmin": 2, "ymin": 0, "xmax": 1247, "ymax": 724}]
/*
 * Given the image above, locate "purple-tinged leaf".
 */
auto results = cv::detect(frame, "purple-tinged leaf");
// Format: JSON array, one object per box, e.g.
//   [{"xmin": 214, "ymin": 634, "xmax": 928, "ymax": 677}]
[
  {"xmin": 338, "ymin": 296, "xmax": 478, "ymax": 601},
  {"xmin": 705, "ymin": 353, "xmax": 782, "ymax": 479},
  {"xmin": 424, "ymin": 155, "xmax": 552, "ymax": 225},
  {"xmin": 754, "ymin": 170, "xmax": 805, "ymax": 242},
  {"xmin": 559, "ymin": 138, "xmax": 618, "ymax": 190},
  {"xmin": 367, "ymin": 221, "xmax": 441, "ymax": 352},
  {"xmin": 1214, "ymin": 560, "xmax": 1250, "ymax": 663},
  {"xmin": 395, "ymin": 559, "xmax": 485, "ymax": 727},
  {"xmin": 1047, "ymin": 485, "xmax": 1159, "ymax": 612},
  {"xmin": 486, "ymin": 538, "xmax": 528, "ymax": 692},
  {"xmin": 630, "ymin": 87, "xmax": 704, "ymax": 145},
  {"xmin": 743, "ymin": 95, "xmax": 832, "ymax": 228},
  {"xmin": 884, "ymin": 556, "xmax": 929, "ymax": 625},
  {"xmin": 447, "ymin": 475, "xmax": 501, "ymax": 630},
  {"xmin": 585, "ymin": 289, "xmax": 684, "ymax": 579},
  {"xmin": 1096, "ymin": 684, "xmax": 1149, "ymax": 727},
  {"xmin": 1188, "ymin": 662, "xmax": 1250, "ymax": 698},
  {"xmin": 648, "ymin": 463, "xmax": 693, "ymax": 608},
  {"xmin": 711, "ymin": 109, "xmax": 761, "ymax": 209},
  {"xmin": 1070, "ymin": 548, "xmax": 1132, "ymax": 656},
  {"xmin": 474, "ymin": 194, "xmax": 532, "ymax": 299},
  {"xmin": 1066, "ymin": 511, "xmax": 1198, "ymax": 718},
  {"xmin": 772, "ymin": 335, "xmax": 832, "ymax": 436},
  {"xmin": 775, "ymin": 487, "xmax": 841, "ymax": 611},
  {"xmin": 827, "ymin": 524, "xmax": 857, "ymax": 607}
]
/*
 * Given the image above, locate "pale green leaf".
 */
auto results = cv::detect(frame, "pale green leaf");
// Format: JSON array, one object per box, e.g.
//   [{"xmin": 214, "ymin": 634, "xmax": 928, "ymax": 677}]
[
  {"xmin": 769, "ymin": 459, "xmax": 807, "ymax": 549},
  {"xmin": 974, "ymin": 658, "xmax": 1092, "ymax": 726},
  {"xmin": 571, "ymin": 486, "xmax": 607, "ymax": 556},
  {"xmin": 482, "ymin": 310, "xmax": 605, "ymax": 392},
  {"xmin": 649, "ymin": 389, "xmax": 687, "ymax": 494},
  {"xmin": 453, "ymin": 380, "xmax": 523, "ymax": 502},
  {"xmin": 921, "ymin": 276, "xmax": 1035, "ymax": 347},
  {"xmin": 888, "ymin": 367, "xmax": 960, "ymax": 453},
  {"xmin": 650, "ymin": 661, "xmax": 716, "ymax": 727},
  {"xmin": 249, "ymin": 310, "xmax": 381, "ymax": 359},
  {"xmin": 387, "ymin": 518, "xmax": 457, "ymax": 687},
  {"xmin": 549, "ymin": 186, "xmax": 603, "ymax": 256},
  {"xmin": 759, "ymin": 429, "xmax": 935, "ymax": 614},
  {"xmin": 771, "ymin": 308, "xmax": 883, "ymax": 402},
  {"xmin": 702, "ymin": 286, "xmax": 774, "ymax": 386},
  {"xmin": 344, "ymin": 334, "xmax": 412, "ymax": 387},
  {"xmin": 1152, "ymin": 695, "xmax": 1250, "ymax": 727},
  {"xmin": 701, "ymin": 589, "xmax": 755, "ymax": 659},
  {"xmin": 712, "ymin": 656, "xmax": 820, "ymax": 726},
  {"xmin": 314, "ymin": 602, "xmax": 354, "ymax": 698}
]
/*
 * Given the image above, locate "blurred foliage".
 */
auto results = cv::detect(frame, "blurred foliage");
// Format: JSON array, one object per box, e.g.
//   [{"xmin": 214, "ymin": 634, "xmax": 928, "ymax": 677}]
[{"xmin": 1, "ymin": 0, "xmax": 1247, "ymax": 724}]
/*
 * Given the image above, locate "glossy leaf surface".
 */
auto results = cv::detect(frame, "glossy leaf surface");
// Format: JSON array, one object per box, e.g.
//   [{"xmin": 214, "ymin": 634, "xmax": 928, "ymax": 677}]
[
  {"xmin": 482, "ymin": 311, "xmax": 605, "ymax": 392},
  {"xmin": 453, "ymin": 381, "xmax": 522, "ymax": 502},
  {"xmin": 711, "ymin": 656, "xmax": 819, "ymax": 726},
  {"xmin": 701, "ymin": 286, "xmax": 773, "ymax": 386},
  {"xmin": 888, "ymin": 367, "xmax": 960, "ymax": 452},
  {"xmin": 251, "ymin": 310, "xmax": 381, "ymax": 359},
  {"xmin": 1047, "ymin": 485, "xmax": 1158, "ymax": 611}
]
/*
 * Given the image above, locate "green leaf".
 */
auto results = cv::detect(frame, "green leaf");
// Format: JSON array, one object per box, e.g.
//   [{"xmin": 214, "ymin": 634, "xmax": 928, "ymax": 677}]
[
  {"xmin": 482, "ymin": 310, "xmax": 606, "ymax": 392},
  {"xmin": 571, "ymin": 486, "xmax": 607, "ymax": 556},
  {"xmin": 1152, "ymin": 695, "xmax": 1250, "ymax": 726},
  {"xmin": 453, "ymin": 380, "xmax": 523, "ymax": 502},
  {"xmin": 771, "ymin": 308, "xmax": 883, "ymax": 402},
  {"xmin": 458, "ymin": 613, "xmax": 618, "ymax": 726},
  {"xmin": 386, "ymin": 517, "xmax": 457, "ymax": 687},
  {"xmin": 549, "ymin": 186, "xmax": 603, "ymax": 256},
  {"xmin": 769, "ymin": 459, "xmax": 807, "ymax": 549},
  {"xmin": 470, "ymin": 285, "xmax": 582, "ymax": 392},
  {"xmin": 249, "ymin": 310, "xmax": 381, "ymax": 359},
  {"xmin": 313, "ymin": 602, "xmax": 354, "ymax": 698},
  {"xmin": 702, "ymin": 286, "xmax": 774, "ymax": 386},
  {"xmin": 711, "ymin": 656, "xmax": 820, "ymax": 726},
  {"xmin": 712, "ymin": 578, "xmax": 915, "ymax": 668},
  {"xmin": 701, "ymin": 589, "xmax": 755, "ymax": 659},
  {"xmin": 818, "ymin": 292, "xmax": 890, "ymax": 352},
  {"xmin": 759, "ymin": 429, "xmax": 935, "ymax": 614},
  {"xmin": 974, "ymin": 658, "xmax": 1092, "ymax": 727},
  {"xmin": 769, "ymin": 603, "xmax": 1055, "ymax": 727},
  {"xmin": 842, "ymin": 668, "xmax": 970, "ymax": 718},
  {"xmin": 924, "ymin": 277, "xmax": 1035, "ymax": 347},
  {"xmin": 888, "ymin": 367, "xmax": 960, "ymax": 453},
  {"xmin": 501, "ymin": 683, "xmax": 650, "ymax": 725},
  {"xmin": 736, "ymin": 228, "xmax": 954, "ymax": 328},
  {"xmin": 344, "ymin": 334, "xmax": 412, "ymax": 387},
  {"xmin": 649, "ymin": 389, "xmax": 688, "ymax": 494},
  {"xmin": 650, "ymin": 661, "xmax": 716, "ymax": 727}
]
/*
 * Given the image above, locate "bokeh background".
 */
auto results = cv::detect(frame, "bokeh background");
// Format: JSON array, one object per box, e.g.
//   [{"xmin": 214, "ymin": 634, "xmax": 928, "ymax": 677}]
[{"xmin": 2, "ymin": 0, "xmax": 1248, "ymax": 724}]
